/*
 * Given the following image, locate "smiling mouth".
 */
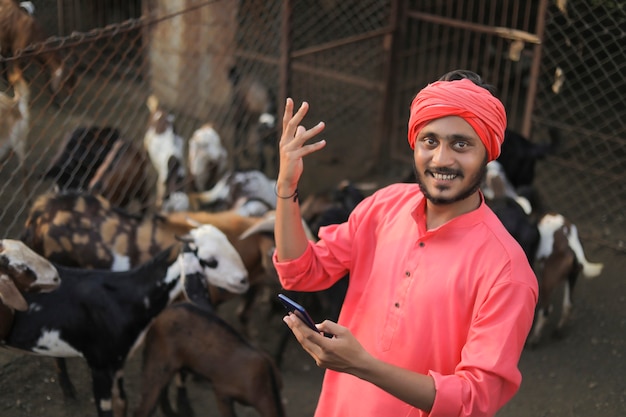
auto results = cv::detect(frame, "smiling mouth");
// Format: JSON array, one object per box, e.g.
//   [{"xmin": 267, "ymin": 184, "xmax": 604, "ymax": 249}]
[{"xmin": 431, "ymin": 172, "xmax": 458, "ymax": 181}]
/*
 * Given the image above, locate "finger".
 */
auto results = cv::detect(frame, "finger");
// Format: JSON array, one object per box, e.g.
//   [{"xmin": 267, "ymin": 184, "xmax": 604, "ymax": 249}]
[
  {"xmin": 282, "ymin": 100, "xmax": 310, "ymax": 139},
  {"xmin": 281, "ymin": 98, "xmax": 294, "ymax": 129},
  {"xmin": 316, "ymin": 320, "xmax": 339, "ymax": 337},
  {"xmin": 291, "ymin": 122, "xmax": 326, "ymax": 149}
]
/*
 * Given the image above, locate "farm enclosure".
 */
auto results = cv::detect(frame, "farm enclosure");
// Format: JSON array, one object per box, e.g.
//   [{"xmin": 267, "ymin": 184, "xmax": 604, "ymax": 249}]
[{"xmin": 0, "ymin": 1, "xmax": 624, "ymax": 417}]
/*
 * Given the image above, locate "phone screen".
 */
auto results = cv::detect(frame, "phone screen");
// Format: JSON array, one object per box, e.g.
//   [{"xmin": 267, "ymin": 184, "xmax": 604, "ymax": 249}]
[{"xmin": 278, "ymin": 293, "xmax": 319, "ymax": 332}]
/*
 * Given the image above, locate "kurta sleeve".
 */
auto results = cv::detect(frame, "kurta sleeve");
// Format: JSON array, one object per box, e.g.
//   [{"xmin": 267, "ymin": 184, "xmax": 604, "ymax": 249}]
[{"xmin": 428, "ymin": 280, "xmax": 537, "ymax": 417}]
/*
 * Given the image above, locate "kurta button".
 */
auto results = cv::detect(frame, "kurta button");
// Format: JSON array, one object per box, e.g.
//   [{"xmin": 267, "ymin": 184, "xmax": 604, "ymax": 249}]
[
  {"xmin": 394, "ymin": 302, "xmax": 400, "ymax": 308},
  {"xmin": 405, "ymin": 271, "xmax": 410, "ymax": 277},
  {"xmin": 419, "ymin": 242, "xmax": 425, "ymax": 247}
]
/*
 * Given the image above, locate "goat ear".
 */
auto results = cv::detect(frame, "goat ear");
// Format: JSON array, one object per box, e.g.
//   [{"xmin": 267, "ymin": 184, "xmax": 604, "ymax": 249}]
[
  {"xmin": 146, "ymin": 95, "xmax": 159, "ymax": 113},
  {"xmin": 0, "ymin": 274, "xmax": 29, "ymax": 311}
]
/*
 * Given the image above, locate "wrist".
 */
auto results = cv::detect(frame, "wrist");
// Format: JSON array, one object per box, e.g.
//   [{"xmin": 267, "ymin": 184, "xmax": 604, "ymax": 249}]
[
  {"xmin": 274, "ymin": 183, "xmax": 299, "ymax": 202},
  {"xmin": 275, "ymin": 180, "xmax": 297, "ymax": 195}
]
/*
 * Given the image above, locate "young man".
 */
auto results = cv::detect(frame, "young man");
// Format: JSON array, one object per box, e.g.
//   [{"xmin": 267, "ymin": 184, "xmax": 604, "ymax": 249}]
[{"xmin": 273, "ymin": 70, "xmax": 538, "ymax": 417}]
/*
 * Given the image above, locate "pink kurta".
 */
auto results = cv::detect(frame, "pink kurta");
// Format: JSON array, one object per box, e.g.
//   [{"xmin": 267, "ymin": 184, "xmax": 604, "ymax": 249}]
[{"xmin": 274, "ymin": 183, "xmax": 538, "ymax": 417}]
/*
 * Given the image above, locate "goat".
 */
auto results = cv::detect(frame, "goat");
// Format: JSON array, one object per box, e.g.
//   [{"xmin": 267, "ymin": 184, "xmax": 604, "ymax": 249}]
[
  {"xmin": 133, "ymin": 301, "xmax": 285, "ymax": 417},
  {"xmin": 229, "ymin": 66, "xmax": 277, "ymax": 175},
  {"xmin": 0, "ymin": 70, "xmax": 29, "ymax": 193},
  {"xmin": 20, "ymin": 191, "xmax": 278, "ymax": 277},
  {"xmin": 483, "ymin": 160, "xmax": 533, "ymax": 215},
  {"xmin": 162, "ymin": 169, "xmax": 277, "ymax": 216},
  {"xmin": 43, "ymin": 126, "xmax": 151, "ymax": 213},
  {"xmin": 526, "ymin": 213, "xmax": 604, "ymax": 347},
  {"xmin": 0, "ymin": 0, "xmax": 74, "ymax": 99},
  {"xmin": 144, "ymin": 95, "xmax": 186, "ymax": 208},
  {"xmin": 483, "ymin": 162, "xmax": 540, "ymax": 264},
  {"xmin": 88, "ymin": 138, "xmax": 152, "ymax": 213},
  {"xmin": 44, "ymin": 126, "xmax": 121, "ymax": 191},
  {"xmin": 20, "ymin": 190, "xmax": 290, "ymax": 337},
  {"xmin": 166, "ymin": 210, "xmax": 282, "ymax": 327},
  {"xmin": 0, "ymin": 239, "xmax": 61, "ymax": 340},
  {"xmin": 187, "ymin": 123, "xmax": 228, "ymax": 192},
  {"xmin": 19, "ymin": 190, "xmax": 262, "ymax": 399},
  {"xmin": 3, "ymin": 224, "xmax": 249, "ymax": 417},
  {"xmin": 498, "ymin": 128, "xmax": 560, "ymax": 190}
]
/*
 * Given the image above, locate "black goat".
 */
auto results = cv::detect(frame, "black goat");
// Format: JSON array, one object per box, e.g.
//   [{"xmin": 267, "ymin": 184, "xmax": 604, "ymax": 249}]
[
  {"xmin": 44, "ymin": 126, "xmax": 121, "ymax": 191},
  {"xmin": 498, "ymin": 128, "xmax": 560, "ymax": 189},
  {"xmin": 3, "ymin": 225, "xmax": 249, "ymax": 417}
]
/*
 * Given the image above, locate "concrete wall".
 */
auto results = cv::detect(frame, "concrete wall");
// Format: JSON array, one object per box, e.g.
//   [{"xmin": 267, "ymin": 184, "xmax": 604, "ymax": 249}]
[{"xmin": 143, "ymin": 0, "xmax": 239, "ymax": 119}]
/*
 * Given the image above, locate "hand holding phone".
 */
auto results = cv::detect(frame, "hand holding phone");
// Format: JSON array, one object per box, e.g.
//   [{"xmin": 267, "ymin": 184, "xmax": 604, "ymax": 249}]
[{"xmin": 278, "ymin": 293, "xmax": 319, "ymax": 332}]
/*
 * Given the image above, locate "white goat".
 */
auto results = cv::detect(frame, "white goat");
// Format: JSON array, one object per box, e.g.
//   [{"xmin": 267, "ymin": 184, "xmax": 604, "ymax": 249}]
[
  {"xmin": 162, "ymin": 169, "xmax": 277, "ymax": 216},
  {"xmin": 144, "ymin": 95, "xmax": 185, "ymax": 208},
  {"xmin": 187, "ymin": 123, "xmax": 228, "ymax": 192}
]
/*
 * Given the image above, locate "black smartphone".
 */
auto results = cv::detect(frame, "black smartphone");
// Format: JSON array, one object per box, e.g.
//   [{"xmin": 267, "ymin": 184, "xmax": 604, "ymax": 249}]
[{"xmin": 278, "ymin": 293, "xmax": 319, "ymax": 332}]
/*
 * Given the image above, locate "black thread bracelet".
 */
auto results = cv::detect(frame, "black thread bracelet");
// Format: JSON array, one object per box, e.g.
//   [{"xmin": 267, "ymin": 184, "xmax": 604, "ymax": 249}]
[{"xmin": 274, "ymin": 184, "xmax": 299, "ymax": 202}]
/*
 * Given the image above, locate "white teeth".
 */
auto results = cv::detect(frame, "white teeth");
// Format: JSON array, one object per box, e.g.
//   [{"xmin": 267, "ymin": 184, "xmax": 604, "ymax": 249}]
[{"xmin": 432, "ymin": 173, "xmax": 456, "ymax": 180}]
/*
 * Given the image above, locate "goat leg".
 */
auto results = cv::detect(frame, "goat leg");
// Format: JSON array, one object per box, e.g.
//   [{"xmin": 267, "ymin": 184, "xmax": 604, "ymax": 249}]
[
  {"xmin": 91, "ymin": 368, "xmax": 115, "ymax": 417},
  {"xmin": 158, "ymin": 371, "xmax": 195, "ymax": 417},
  {"xmin": 213, "ymin": 392, "xmax": 237, "ymax": 417},
  {"xmin": 55, "ymin": 358, "xmax": 77, "ymax": 399},
  {"xmin": 554, "ymin": 263, "xmax": 580, "ymax": 339},
  {"xmin": 175, "ymin": 370, "xmax": 195, "ymax": 417},
  {"xmin": 112, "ymin": 370, "xmax": 128, "ymax": 417}
]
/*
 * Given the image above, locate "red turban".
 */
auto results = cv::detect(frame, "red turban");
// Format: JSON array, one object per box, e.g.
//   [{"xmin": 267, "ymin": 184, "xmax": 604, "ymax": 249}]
[{"xmin": 407, "ymin": 78, "xmax": 507, "ymax": 161}]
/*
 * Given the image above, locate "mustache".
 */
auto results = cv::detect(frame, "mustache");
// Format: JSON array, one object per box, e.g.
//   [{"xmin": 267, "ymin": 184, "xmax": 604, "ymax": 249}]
[{"xmin": 426, "ymin": 167, "xmax": 463, "ymax": 176}]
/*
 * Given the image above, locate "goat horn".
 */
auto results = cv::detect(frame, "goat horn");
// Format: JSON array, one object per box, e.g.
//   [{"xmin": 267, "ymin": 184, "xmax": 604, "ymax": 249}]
[
  {"xmin": 239, "ymin": 212, "xmax": 316, "ymax": 242},
  {"xmin": 174, "ymin": 234, "xmax": 194, "ymax": 244},
  {"xmin": 184, "ymin": 216, "xmax": 202, "ymax": 228},
  {"xmin": 239, "ymin": 213, "xmax": 276, "ymax": 240}
]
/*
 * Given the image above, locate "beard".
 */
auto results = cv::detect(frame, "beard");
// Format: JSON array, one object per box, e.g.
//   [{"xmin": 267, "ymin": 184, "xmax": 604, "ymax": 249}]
[{"xmin": 413, "ymin": 160, "xmax": 487, "ymax": 205}]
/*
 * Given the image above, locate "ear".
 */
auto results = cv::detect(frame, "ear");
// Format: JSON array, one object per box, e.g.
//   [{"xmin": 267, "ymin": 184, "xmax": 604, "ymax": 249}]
[
  {"xmin": 0, "ymin": 274, "xmax": 28, "ymax": 311},
  {"xmin": 146, "ymin": 94, "xmax": 159, "ymax": 113}
]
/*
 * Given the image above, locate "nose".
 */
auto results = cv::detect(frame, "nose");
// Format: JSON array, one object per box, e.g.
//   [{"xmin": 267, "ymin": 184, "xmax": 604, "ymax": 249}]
[{"xmin": 431, "ymin": 144, "xmax": 454, "ymax": 165}]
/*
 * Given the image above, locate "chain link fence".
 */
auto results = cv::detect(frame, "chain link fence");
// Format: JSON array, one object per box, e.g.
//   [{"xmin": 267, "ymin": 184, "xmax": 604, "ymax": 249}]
[
  {"xmin": 0, "ymin": 0, "xmax": 624, "ymax": 251},
  {"xmin": 531, "ymin": 1, "xmax": 625, "ymax": 251}
]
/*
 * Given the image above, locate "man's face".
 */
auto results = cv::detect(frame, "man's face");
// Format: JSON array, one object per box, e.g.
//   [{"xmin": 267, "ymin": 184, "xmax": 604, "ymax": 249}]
[{"xmin": 413, "ymin": 116, "xmax": 488, "ymax": 205}]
